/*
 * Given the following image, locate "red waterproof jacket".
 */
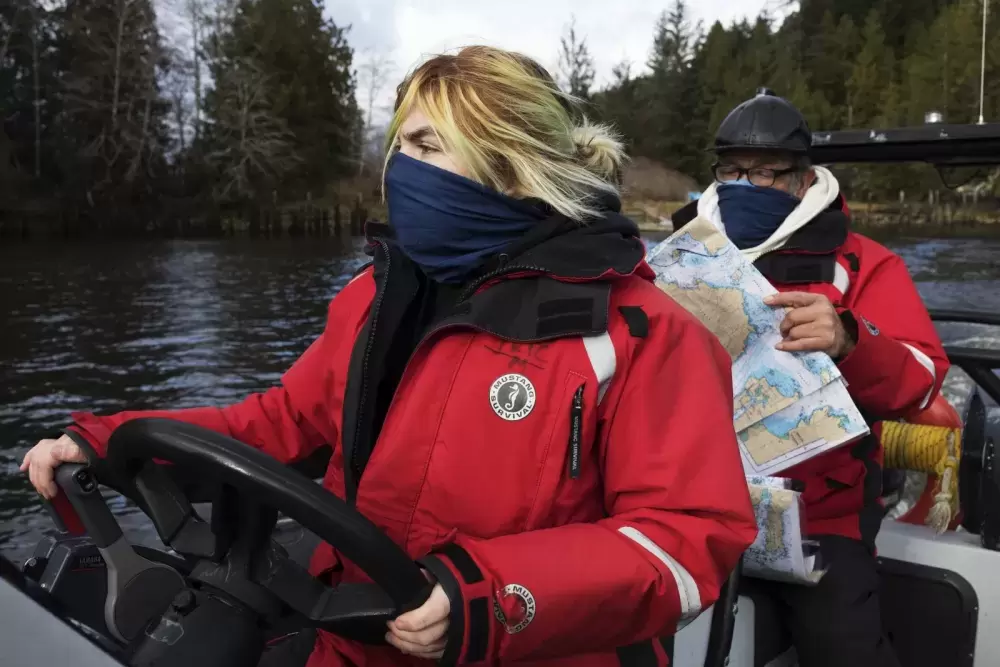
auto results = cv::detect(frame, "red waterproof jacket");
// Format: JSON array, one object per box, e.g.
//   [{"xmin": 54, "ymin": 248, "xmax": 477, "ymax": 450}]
[
  {"xmin": 674, "ymin": 197, "xmax": 949, "ymax": 544},
  {"xmin": 66, "ymin": 210, "xmax": 757, "ymax": 666}
]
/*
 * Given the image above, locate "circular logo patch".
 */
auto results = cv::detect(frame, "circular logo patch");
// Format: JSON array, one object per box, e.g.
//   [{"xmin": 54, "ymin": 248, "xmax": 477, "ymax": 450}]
[
  {"xmin": 493, "ymin": 584, "xmax": 536, "ymax": 634},
  {"xmin": 490, "ymin": 374, "xmax": 536, "ymax": 421}
]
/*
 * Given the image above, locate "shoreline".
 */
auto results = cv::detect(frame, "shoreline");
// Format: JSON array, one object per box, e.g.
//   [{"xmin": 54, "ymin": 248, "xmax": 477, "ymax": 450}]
[
  {"xmin": 631, "ymin": 199, "xmax": 1000, "ymax": 238},
  {"xmin": 634, "ymin": 219, "xmax": 1000, "ymax": 238},
  {"xmin": 4, "ymin": 199, "xmax": 999, "ymax": 241}
]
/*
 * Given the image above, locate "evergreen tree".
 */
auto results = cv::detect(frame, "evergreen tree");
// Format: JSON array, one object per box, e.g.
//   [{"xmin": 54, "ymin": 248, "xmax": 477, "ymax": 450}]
[
  {"xmin": 1, "ymin": 3, "xmax": 43, "ymax": 184},
  {"xmin": 847, "ymin": 10, "xmax": 893, "ymax": 127},
  {"xmin": 746, "ymin": 15, "xmax": 776, "ymax": 90},
  {"xmin": 804, "ymin": 11, "xmax": 859, "ymax": 126},
  {"xmin": 2, "ymin": 3, "xmax": 63, "ymax": 193},
  {"xmin": 902, "ymin": 1, "xmax": 991, "ymax": 125},
  {"xmin": 987, "ymin": 3, "xmax": 1000, "ymax": 122},
  {"xmin": 558, "ymin": 17, "xmax": 596, "ymax": 100},
  {"xmin": 594, "ymin": 60, "xmax": 640, "ymax": 150},
  {"xmin": 694, "ymin": 21, "xmax": 745, "ymax": 141},
  {"xmin": 798, "ymin": 0, "xmax": 838, "ymax": 39},
  {"xmin": 768, "ymin": 15, "xmax": 807, "ymax": 97},
  {"xmin": 645, "ymin": 1, "xmax": 702, "ymax": 173},
  {"xmin": 874, "ymin": 0, "xmax": 952, "ymax": 54},
  {"xmin": 689, "ymin": 21, "xmax": 736, "ymax": 176},
  {"xmin": 203, "ymin": 0, "xmax": 359, "ymax": 202}
]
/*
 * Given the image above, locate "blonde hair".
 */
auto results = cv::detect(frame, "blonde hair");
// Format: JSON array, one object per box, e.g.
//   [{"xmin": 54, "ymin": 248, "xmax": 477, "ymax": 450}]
[{"xmin": 384, "ymin": 45, "xmax": 626, "ymax": 221}]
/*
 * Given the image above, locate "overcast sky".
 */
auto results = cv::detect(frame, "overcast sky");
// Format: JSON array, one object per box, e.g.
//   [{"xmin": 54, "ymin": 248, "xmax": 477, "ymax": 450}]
[{"xmin": 325, "ymin": 0, "xmax": 787, "ymax": 120}]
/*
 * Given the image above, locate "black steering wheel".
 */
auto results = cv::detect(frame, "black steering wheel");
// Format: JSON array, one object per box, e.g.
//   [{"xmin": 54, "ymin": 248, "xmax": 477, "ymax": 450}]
[{"xmin": 54, "ymin": 418, "xmax": 432, "ymax": 667}]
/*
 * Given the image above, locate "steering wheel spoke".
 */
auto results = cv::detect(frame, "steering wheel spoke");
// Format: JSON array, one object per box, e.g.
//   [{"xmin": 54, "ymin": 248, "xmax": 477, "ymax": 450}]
[
  {"xmin": 253, "ymin": 550, "xmax": 405, "ymax": 644},
  {"xmin": 132, "ymin": 462, "xmax": 217, "ymax": 559}
]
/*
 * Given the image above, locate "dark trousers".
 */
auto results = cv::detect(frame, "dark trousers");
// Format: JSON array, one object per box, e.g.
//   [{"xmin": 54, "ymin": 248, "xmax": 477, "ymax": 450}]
[{"xmin": 743, "ymin": 535, "xmax": 901, "ymax": 667}]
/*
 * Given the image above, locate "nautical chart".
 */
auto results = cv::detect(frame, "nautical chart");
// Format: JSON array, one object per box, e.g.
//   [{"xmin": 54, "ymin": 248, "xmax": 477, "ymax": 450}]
[
  {"xmin": 743, "ymin": 476, "xmax": 825, "ymax": 584},
  {"xmin": 646, "ymin": 216, "xmax": 869, "ymax": 476}
]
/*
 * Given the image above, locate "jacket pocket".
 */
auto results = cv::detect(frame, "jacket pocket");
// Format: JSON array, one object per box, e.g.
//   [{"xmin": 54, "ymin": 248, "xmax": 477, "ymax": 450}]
[{"xmin": 522, "ymin": 372, "xmax": 596, "ymax": 531}]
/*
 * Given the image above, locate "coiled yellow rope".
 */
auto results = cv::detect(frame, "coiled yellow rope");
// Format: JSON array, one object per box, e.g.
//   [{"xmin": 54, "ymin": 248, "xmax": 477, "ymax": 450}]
[{"xmin": 881, "ymin": 422, "xmax": 961, "ymax": 534}]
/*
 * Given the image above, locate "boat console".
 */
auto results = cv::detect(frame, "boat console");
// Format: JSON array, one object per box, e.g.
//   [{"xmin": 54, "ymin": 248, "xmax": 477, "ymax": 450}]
[{"xmin": 17, "ymin": 419, "xmax": 432, "ymax": 667}]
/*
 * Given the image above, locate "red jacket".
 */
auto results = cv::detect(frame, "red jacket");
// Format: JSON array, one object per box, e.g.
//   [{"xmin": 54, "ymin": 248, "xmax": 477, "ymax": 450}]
[
  {"xmin": 674, "ymin": 197, "xmax": 949, "ymax": 544},
  {"xmin": 67, "ymin": 212, "xmax": 757, "ymax": 666}
]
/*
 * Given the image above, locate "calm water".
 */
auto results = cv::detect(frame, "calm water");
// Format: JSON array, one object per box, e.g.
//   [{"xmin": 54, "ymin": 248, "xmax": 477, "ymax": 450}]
[{"xmin": 2, "ymin": 235, "xmax": 1000, "ymax": 564}]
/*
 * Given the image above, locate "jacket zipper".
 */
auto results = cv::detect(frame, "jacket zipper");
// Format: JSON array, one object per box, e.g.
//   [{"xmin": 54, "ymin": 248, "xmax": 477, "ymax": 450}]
[
  {"xmin": 352, "ymin": 239, "xmax": 391, "ymax": 487},
  {"xmin": 354, "ymin": 250, "xmax": 552, "ymax": 487},
  {"xmin": 568, "ymin": 385, "xmax": 584, "ymax": 479}
]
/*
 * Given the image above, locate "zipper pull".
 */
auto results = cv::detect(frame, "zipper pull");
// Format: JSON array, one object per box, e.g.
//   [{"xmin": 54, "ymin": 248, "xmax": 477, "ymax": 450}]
[{"xmin": 568, "ymin": 385, "xmax": 584, "ymax": 479}]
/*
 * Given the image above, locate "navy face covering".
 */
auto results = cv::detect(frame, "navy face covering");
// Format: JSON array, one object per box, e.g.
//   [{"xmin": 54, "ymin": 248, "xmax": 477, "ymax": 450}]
[
  {"xmin": 384, "ymin": 153, "xmax": 547, "ymax": 284},
  {"xmin": 717, "ymin": 178, "xmax": 801, "ymax": 250}
]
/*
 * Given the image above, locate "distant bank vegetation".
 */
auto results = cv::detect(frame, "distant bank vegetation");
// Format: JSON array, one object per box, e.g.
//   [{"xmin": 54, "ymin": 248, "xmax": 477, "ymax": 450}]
[{"xmin": 1, "ymin": 0, "xmax": 998, "ymax": 239}]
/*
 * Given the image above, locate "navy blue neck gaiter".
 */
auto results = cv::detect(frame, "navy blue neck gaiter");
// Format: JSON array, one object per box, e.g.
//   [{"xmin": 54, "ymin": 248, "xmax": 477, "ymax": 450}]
[
  {"xmin": 717, "ymin": 179, "xmax": 800, "ymax": 250},
  {"xmin": 384, "ymin": 153, "xmax": 547, "ymax": 284}
]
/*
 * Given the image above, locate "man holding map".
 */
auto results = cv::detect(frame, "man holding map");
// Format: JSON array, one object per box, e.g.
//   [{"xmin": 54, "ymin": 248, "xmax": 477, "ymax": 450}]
[{"xmin": 667, "ymin": 90, "xmax": 950, "ymax": 667}]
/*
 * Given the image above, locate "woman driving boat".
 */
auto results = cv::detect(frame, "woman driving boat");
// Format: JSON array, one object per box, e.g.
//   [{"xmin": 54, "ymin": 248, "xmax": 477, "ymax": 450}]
[{"xmin": 20, "ymin": 46, "xmax": 757, "ymax": 666}]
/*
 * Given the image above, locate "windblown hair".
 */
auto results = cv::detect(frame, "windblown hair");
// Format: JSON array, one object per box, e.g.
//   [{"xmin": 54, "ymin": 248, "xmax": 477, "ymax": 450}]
[{"xmin": 384, "ymin": 45, "xmax": 626, "ymax": 221}]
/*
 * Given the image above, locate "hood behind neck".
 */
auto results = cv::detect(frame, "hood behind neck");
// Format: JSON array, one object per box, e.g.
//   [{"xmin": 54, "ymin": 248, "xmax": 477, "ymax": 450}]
[
  {"xmin": 698, "ymin": 165, "xmax": 841, "ymax": 262},
  {"xmin": 498, "ymin": 193, "xmax": 646, "ymax": 281}
]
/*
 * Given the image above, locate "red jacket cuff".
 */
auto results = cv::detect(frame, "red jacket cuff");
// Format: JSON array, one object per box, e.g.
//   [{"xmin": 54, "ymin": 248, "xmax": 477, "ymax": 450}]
[
  {"xmin": 67, "ymin": 411, "xmax": 114, "ymax": 458},
  {"xmin": 62, "ymin": 422, "xmax": 117, "ymax": 490},
  {"xmin": 419, "ymin": 544, "xmax": 495, "ymax": 665},
  {"xmin": 835, "ymin": 309, "xmax": 883, "ymax": 385}
]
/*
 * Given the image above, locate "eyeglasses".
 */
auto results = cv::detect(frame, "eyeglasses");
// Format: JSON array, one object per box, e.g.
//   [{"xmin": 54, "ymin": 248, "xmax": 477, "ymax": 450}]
[{"xmin": 711, "ymin": 162, "xmax": 800, "ymax": 188}]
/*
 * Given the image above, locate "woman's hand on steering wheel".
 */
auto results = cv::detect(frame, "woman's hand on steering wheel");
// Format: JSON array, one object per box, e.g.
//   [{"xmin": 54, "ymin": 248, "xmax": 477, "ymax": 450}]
[
  {"xmin": 386, "ymin": 582, "xmax": 451, "ymax": 659},
  {"xmin": 20, "ymin": 434, "xmax": 88, "ymax": 499}
]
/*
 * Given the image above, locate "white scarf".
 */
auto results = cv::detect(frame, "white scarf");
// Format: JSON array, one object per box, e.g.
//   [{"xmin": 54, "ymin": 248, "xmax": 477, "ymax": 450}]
[{"xmin": 695, "ymin": 165, "xmax": 841, "ymax": 263}]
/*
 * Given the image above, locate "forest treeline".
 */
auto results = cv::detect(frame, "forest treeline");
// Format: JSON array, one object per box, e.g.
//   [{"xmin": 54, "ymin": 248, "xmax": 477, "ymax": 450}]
[
  {"xmin": 2, "ymin": 0, "xmax": 361, "ymax": 236},
  {"xmin": 1, "ymin": 0, "xmax": 998, "ymax": 238},
  {"xmin": 583, "ymin": 0, "xmax": 1000, "ymax": 203}
]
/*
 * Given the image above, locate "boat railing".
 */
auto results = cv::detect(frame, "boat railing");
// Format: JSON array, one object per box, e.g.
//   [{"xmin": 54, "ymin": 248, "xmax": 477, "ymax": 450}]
[{"xmin": 930, "ymin": 309, "xmax": 1000, "ymax": 405}]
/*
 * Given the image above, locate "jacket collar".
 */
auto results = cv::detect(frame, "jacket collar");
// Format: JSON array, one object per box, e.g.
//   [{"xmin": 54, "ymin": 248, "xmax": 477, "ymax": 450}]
[{"xmin": 364, "ymin": 230, "xmax": 614, "ymax": 344}]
